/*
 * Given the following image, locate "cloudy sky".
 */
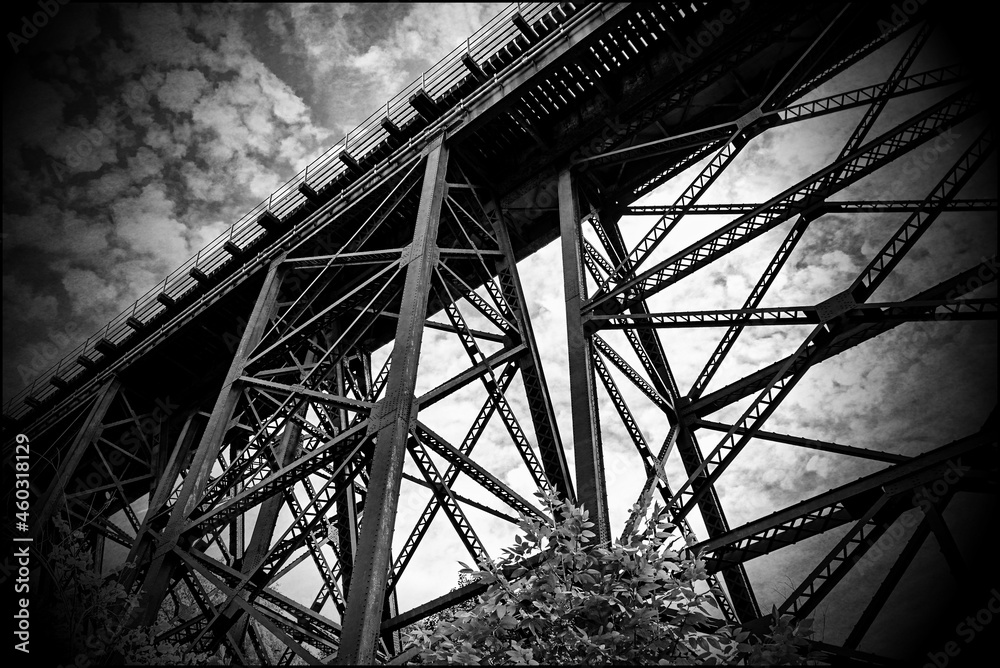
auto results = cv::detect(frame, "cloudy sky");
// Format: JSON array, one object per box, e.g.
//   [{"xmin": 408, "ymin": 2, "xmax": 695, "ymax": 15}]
[
  {"xmin": 3, "ymin": 2, "xmax": 503, "ymax": 400},
  {"xmin": 3, "ymin": 2, "xmax": 996, "ymax": 659}
]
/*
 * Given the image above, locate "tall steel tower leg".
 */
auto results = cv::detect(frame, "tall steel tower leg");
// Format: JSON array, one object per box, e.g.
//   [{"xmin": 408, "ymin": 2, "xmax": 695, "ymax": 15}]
[
  {"xmin": 337, "ymin": 138, "xmax": 449, "ymax": 665},
  {"xmin": 229, "ymin": 350, "xmax": 314, "ymax": 649},
  {"xmin": 130, "ymin": 255, "xmax": 287, "ymax": 627},
  {"xmin": 558, "ymin": 168, "xmax": 610, "ymax": 542},
  {"xmin": 117, "ymin": 411, "xmax": 203, "ymax": 594},
  {"xmin": 490, "ymin": 201, "xmax": 575, "ymax": 503},
  {"xmin": 334, "ymin": 358, "xmax": 360, "ymax": 600},
  {"xmin": 30, "ymin": 377, "xmax": 120, "ymax": 540}
]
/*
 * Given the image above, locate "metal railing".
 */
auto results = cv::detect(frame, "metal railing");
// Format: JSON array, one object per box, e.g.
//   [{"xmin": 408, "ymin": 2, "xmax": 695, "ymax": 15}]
[{"xmin": 4, "ymin": 2, "xmax": 586, "ymax": 421}]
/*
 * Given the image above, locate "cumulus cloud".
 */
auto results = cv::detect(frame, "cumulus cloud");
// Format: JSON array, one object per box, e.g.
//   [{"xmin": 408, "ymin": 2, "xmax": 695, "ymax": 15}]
[
  {"xmin": 2, "ymin": 2, "xmax": 351, "ymax": 400},
  {"xmin": 268, "ymin": 3, "xmax": 504, "ymax": 133},
  {"xmin": 156, "ymin": 69, "xmax": 211, "ymax": 112},
  {"xmin": 61, "ymin": 267, "xmax": 123, "ymax": 317}
]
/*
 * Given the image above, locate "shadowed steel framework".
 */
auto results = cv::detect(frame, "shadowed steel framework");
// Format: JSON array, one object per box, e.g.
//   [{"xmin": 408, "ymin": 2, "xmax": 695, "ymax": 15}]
[{"xmin": 4, "ymin": 1, "xmax": 996, "ymax": 665}]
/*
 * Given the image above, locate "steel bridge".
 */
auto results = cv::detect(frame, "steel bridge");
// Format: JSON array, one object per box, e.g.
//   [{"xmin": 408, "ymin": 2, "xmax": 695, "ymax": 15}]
[{"xmin": 4, "ymin": 0, "xmax": 997, "ymax": 664}]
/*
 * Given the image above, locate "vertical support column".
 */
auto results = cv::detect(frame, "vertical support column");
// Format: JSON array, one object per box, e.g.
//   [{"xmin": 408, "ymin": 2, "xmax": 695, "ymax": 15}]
[
  {"xmin": 337, "ymin": 138, "xmax": 448, "ymax": 665},
  {"xmin": 229, "ymin": 356, "xmax": 311, "ymax": 646},
  {"xmin": 30, "ymin": 377, "xmax": 120, "ymax": 540},
  {"xmin": 229, "ymin": 439, "xmax": 245, "ymax": 566},
  {"xmin": 337, "ymin": 482, "xmax": 359, "ymax": 594},
  {"xmin": 558, "ymin": 168, "xmax": 610, "ymax": 543},
  {"xmin": 382, "ymin": 589, "xmax": 400, "ymax": 654},
  {"xmin": 335, "ymin": 362, "xmax": 358, "ymax": 599},
  {"xmin": 150, "ymin": 419, "xmax": 166, "ymax": 497},
  {"xmin": 89, "ymin": 527, "xmax": 105, "ymax": 575},
  {"xmin": 130, "ymin": 254, "xmax": 286, "ymax": 627},
  {"xmin": 148, "ymin": 412, "xmax": 201, "ymax": 515},
  {"xmin": 490, "ymin": 203, "xmax": 575, "ymax": 503},
  {"xmin": 119, "ymin": 411, "xmax": 204, "ymax": 592}
]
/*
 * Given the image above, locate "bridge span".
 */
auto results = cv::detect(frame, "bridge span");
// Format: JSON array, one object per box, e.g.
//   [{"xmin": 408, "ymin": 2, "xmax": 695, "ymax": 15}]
[{"xmin": 5, "ymin": 1, "xmax": 996, "ymax": 664}]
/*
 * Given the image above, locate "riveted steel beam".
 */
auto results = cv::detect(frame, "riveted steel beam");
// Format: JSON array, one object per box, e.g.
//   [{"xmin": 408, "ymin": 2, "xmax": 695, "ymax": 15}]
[
  {"xmin": 337, "ymin": 138, "xmax": 449, "ymax": 665},
  {"xmin": 559, "ymin": 167, "xmax": 611, "ymax": 543}
]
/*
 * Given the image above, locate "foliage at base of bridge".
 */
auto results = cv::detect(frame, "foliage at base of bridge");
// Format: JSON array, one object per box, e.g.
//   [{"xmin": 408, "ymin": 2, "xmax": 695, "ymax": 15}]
[
  {"xmin": 37, "ymin": 518, "xmax": 221, "ymax": 666},
  {"xmin": 404, "ymin": 492, "xmax": 818, "ymax": 665}
]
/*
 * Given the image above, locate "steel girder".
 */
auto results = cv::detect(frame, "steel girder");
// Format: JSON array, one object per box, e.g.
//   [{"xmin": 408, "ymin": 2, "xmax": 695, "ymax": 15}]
[
  {"xmin": 83, "ymin": 134, "xmax": 571, "ymax": 666},
  {"xmin": 555, "ymin": 0, "xmax": 995, "ymax": 661}
]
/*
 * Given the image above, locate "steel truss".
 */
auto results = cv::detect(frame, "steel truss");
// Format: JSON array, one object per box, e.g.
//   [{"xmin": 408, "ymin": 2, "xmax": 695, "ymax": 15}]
[
  {"xmin": 8, "ymin": 1, "xmax": 996, "ymax": 665},
  {"xmin": 104, "ymin": 140, "xmax": 564, "ymax": 665},
  {"xmin": 561, "ymin": 0, "xmax": 995, "ymax": 661}
]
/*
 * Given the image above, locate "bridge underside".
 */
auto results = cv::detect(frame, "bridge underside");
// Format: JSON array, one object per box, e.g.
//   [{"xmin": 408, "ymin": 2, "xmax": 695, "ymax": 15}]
[{"xmin": 6, "ymin": 1, "xmax": 996, "ymax": 665}]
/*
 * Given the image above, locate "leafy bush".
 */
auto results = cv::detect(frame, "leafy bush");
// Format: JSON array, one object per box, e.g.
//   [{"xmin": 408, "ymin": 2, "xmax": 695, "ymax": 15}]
[
  {"xmin": 38, "ymin": 517, "xmax": 219, "ymax": 666},
  {"xmin": 405, "ymin": 492, "xmax": 818, "ymax": 665}
]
